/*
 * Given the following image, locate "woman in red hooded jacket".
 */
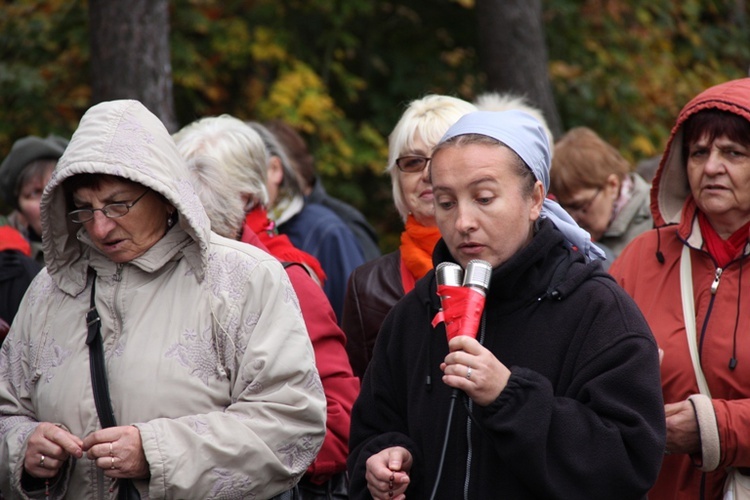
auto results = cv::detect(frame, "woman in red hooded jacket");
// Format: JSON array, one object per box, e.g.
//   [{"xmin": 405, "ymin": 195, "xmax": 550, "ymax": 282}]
[{"xmin": 610, "ymin": 78, "xmax": 750, "ymax": 499}]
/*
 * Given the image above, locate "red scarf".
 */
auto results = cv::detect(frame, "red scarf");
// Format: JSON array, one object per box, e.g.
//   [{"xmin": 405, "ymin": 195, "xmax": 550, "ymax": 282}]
[
  {"xmin": 0, "ymin": 226, "xmax": 31, "ymax": 256},
  {"xmin": 242, "ymin": 207, "xmax": 326, "ymax": 285},
  {"xmin": 399, "ymin": 215, "xmax": 442, "ymax": 293},
  {"xmin": 697, "ymin": 211, "xmax": 750, "ymax": 268}
]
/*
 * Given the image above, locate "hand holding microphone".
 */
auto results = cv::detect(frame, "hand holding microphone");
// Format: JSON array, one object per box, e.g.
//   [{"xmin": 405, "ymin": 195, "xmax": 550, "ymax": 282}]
[{"xmin": 435, "ymin": 259, "xmax": 510, "ymax": 404}]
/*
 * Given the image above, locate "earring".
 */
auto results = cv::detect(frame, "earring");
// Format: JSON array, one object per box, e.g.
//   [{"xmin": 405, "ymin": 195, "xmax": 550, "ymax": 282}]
[{"xmin": 167, "ymin": 211, "xmax": 177, "ymax": 228}]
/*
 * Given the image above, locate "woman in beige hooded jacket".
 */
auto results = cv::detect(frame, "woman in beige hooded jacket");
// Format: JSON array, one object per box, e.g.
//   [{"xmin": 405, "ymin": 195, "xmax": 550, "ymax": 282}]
[{"xmin": 0, "ymin": 100, "xmax": 326, "ymax": 499}]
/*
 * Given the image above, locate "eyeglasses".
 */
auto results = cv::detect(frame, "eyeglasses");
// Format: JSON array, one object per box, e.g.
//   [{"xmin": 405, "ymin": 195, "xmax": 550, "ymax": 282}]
[
  {"xmin": 395, "ymin": 155, "xmax": 431, "ymax": 173},
  {"xmin": 68, "ymin": 189, "xmax": 151, "ymax": 224},
  {"xmin": 560, "ymin": 188, "xmax": 602, "ymax": 215}
]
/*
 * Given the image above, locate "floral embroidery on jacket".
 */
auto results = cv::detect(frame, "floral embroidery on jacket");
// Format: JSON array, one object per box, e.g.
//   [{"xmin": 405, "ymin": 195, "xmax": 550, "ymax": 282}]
[
  {"xmin": 208, "ymin": 468, "xmax": 254, "ymax": 499},
  {"xmin": 165, "ymin": 326, "xmax": 219, "ymax": 386}
]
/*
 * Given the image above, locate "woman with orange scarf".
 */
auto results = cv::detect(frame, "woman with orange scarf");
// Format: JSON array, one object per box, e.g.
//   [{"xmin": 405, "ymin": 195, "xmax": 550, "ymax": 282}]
[{"xmin": 341, "ymin": 95, "xmax": 476, "ymax": 379}]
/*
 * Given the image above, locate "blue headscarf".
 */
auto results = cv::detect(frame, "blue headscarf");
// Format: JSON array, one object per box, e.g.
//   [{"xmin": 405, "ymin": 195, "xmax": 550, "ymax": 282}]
[{"xmin": 437, "ymin": 110, "xmax": 606, "ymax": 262}]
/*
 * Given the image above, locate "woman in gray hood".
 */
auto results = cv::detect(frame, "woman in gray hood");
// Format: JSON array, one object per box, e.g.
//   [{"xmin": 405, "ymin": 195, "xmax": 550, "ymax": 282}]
[{"xmin": 0, "ymin": 100, "xmax": 326, "ymax": 499}]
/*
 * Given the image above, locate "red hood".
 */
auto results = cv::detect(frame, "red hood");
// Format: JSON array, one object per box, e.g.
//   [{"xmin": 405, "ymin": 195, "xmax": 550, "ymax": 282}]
[
  {"xmin": 0, "ymin": 226, "xmax": 31, "ymax": 256},
  {"xmin": 651, "ymin": 78, "xmax": 750, "ymax": 227}
]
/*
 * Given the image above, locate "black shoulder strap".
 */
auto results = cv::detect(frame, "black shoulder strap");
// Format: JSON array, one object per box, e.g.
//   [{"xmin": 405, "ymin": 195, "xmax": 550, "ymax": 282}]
[
  {"xmin": 281, "ymin": 261, "xmax": 310, "ymax": 275},
  {"xmin": 86, "ymin": 276, "xmax": 118, "ymax": 429}
]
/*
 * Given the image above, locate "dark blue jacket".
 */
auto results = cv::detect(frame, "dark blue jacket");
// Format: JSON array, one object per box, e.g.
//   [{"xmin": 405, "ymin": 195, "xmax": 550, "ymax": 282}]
[{"xmin": 279, "ymin": 202, "xmax": 365, "ymax": 323}]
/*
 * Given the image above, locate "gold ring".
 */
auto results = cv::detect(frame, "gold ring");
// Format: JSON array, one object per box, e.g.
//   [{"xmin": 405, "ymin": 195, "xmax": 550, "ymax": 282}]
[
  {"xmin": 109, "ymin": 442, "xmax": 113, "ymax": 457},
  {"xmin": 40, "ymin": 454, "xmax": 46, "ymax": 468},
  {"xmin": 466, "ymin": 366, "xmax": 472, "ymax": 380},
  {"xmin": 111, "ymin": 456, "xmax": 115, "ymax": 470}
]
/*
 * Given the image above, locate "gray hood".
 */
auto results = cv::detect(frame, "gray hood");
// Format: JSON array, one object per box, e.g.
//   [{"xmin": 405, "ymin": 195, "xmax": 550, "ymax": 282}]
[{"xmin": 41, "ymin": 99, "xmax": 211, "ymax": 295}]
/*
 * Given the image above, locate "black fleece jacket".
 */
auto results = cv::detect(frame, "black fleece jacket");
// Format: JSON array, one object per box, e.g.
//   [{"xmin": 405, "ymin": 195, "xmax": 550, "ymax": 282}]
[{"xmin": 348, "ymin": 219, "xmax": 666, "ymax": 499}]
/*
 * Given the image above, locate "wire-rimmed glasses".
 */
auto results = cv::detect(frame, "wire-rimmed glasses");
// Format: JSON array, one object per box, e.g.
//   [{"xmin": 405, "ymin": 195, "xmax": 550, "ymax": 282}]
[{"xmin": 67, "ymin": 188, "xmax": 151, "ymax": 224}]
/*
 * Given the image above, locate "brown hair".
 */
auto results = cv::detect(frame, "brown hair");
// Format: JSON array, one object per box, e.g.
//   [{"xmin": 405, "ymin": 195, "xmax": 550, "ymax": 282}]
[
  {"xmin": 549, "ymin": 127, "xmax": 630, "ymax": 199},
  {"xmin": 681, "ymin": 109, "xmax": 750, "ymax": 161}
]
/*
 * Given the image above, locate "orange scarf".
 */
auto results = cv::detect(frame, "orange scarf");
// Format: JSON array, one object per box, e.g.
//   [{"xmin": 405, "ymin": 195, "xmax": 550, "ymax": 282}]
[{"xmin": 399, "ymin": 215, "xmax": 442, "ymax": 291}]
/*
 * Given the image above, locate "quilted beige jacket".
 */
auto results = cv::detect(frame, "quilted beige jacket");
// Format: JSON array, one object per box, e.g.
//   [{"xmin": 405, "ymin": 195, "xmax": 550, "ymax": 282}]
[{"xmin": 0, "ymin": 100, "xmax": 326, "ymax": 499}]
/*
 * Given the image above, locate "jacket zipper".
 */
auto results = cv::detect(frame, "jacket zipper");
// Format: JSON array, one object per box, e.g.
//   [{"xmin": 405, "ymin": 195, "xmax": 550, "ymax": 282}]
[
  {"xmin": 710, "ymin": 267, "xmax": 723, "ymax": 294},
  {"xmin": 464, "ymin": 313, "xmax": 487, "ymax": 500},
  {"xmin": 113, "ymin": 264, "xmax": 124, "ymax": 342},
  {"xmin": 97, "ymin": 264, "xmax": 123, "ymax": 499},
  {"xmin": 697, "ymin": 256, "xmax": 723, "ymax": 356}
]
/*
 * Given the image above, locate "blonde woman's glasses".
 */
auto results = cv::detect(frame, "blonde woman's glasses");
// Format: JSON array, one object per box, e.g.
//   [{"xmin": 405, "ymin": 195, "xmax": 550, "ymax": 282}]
[{"xmin": 395, "ymin": 155, "xmax": 431, "ymax": 173}]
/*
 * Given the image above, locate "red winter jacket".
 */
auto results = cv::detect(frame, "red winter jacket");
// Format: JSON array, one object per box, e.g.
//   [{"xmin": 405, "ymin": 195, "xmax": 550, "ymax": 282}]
[
  {"xmin": 610, "ymin": 78, "xmax": 750, "ymax": 499},
  {"xmin": 241, "ymin": 224, "xmax": 359, "ymax": 483}
]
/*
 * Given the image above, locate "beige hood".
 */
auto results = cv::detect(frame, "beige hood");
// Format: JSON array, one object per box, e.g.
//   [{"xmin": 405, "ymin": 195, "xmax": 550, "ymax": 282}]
[{"xmin": 40, "ymin": 100, "xmax": 211, "ymax": 295}]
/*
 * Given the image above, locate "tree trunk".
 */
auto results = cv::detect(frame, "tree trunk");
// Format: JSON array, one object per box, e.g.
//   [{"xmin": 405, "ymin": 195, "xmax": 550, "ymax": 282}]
[
  {"xmin": 475, "ymin": 0, "xmax": 562, "ymax": 140},
  {"xmin": 88, "ymin": 0, "xmax": 176, "ymax": 132}
]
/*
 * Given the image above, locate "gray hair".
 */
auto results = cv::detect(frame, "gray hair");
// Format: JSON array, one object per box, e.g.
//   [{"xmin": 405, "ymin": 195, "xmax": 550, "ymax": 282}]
[{"xmin": 173, "ymin": 115, "xmax": 269, "ymax": 238}]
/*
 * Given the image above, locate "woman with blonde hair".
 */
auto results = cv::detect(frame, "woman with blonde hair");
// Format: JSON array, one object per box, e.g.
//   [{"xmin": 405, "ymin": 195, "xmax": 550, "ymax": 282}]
[{"xmin": 342, "ymin": 94, "xmax": 477, "ymax": 378}]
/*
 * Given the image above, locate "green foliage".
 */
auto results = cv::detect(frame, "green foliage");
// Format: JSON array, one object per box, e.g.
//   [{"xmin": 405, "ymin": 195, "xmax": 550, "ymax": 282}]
[
  {"xmin": 546, "ymin": 0, "xmax": 750, "ymax": 162},
  {"xmin": 0, "ymin": 0, "xmax": 89, "ymax": 153},
  {"xmin": 169, "ymin": 0, "xmax": 480, "ymax": 246},
  {"xmin": 1, "ymin": 0, "xmax": 748, "ymax": 249}
]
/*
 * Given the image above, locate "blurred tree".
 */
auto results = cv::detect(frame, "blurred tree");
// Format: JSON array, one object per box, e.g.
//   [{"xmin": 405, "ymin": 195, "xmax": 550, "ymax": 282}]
[
  {"xmin": 1, "ymin": 0, "xmax": 749, "ymax": 247},
  {"xmin": 89, "ymin": 0, "xmax": 176, "ymax": 131},
  {"xmin": 476, "ymin": 0, "xmax": 563, "ymax": 138},
  {"xmin": 546, "ymin": 0, "xmax": 750, "ymax": 161}
]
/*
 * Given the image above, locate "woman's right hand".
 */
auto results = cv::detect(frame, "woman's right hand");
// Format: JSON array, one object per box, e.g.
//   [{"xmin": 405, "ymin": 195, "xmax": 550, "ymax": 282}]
[
  {"xmin": 24, "ymin": 422, "xmax": 84, "ymax": 478},
  {"xmin": 664, "ymin": 400, "xmax": 700, "ymax": 455},
  {"xmin": 365, "ymin": 446, "xmax": 412, "ymax": 500}
]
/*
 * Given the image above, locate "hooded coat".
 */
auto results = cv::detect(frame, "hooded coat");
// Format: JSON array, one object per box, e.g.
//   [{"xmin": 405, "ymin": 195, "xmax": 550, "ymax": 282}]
[
  {"xmin": 0, "ymin": 100, "xmax": 326, "ymax": 499},
  {"xmin": 348, "ymin": 220, "xmax": 666, "ymax": 499},
  {"xmin": 610, "ymin": 78, "xmax": 750, "ymax": 499}
]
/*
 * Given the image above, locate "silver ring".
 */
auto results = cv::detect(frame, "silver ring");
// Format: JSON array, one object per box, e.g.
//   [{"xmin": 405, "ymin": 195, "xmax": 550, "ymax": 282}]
[
  {"xmin": 40, "ymin": 454, "xmax": 46, "ymax": 468},
  {"xmin": 466, "ymin": 367, "xmax": 472, "ymax": 380}
]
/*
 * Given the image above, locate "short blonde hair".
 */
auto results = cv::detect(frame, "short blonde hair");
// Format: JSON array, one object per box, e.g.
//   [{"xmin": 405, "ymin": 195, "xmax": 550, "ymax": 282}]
[
  {"xmin": 387, "ymin": 95, "xmax": 477, "ymax": 221},
  {"xmin": 173, "ymin": 115, "xmax": 270, "ymax": 238},
  {"xmin": 550, "ymin": 126, "xmax": 631, "ymax": 199}
]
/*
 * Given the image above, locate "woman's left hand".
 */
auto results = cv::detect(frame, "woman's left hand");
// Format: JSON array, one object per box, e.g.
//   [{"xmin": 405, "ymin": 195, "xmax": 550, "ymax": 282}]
[
  {"xmin": 82, "ymin": 426, "xmax": 150, "ymax": 479},
  {"xmin": 441, "ymin": 336, "xmax": 511, "ymax": 406}
]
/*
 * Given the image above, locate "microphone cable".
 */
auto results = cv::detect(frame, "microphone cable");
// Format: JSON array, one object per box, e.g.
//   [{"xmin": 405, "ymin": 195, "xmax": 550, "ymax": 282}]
[
  {"xmin": 429, "ymin": 311, "xmax": 488, "ymax": 500},
  {"xmin": 428, "ymin": 387, "xmax": 459, "ymax": 500}
]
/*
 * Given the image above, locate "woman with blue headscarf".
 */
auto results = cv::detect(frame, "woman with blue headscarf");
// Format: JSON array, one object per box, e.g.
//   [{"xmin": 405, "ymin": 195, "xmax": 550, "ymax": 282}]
[{"xmin": 347, "ymin": 110, "xmax": 665, "ymax": 500}]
